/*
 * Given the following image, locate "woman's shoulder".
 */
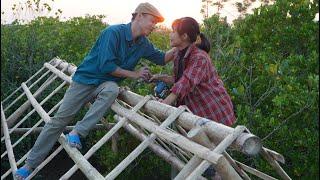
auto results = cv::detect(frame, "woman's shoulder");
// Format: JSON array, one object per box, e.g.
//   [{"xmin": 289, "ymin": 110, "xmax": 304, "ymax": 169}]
[{"xmin": 189, "ymin": 46, "xmax": 210, "ymax": 62}]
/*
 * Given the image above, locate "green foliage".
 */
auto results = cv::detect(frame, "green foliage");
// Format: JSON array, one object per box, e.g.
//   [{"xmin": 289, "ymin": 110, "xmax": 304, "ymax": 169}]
[
  {"xmin": 1, "ymin": 0, "xmax": 319, "ymax": 179},
  {"xmin": 203, "ymin": 0, "xmax": 318, "ymax": 178}
]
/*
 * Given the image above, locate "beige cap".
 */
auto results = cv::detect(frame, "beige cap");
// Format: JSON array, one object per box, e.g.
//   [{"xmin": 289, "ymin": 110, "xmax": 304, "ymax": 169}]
[{"xmin": 134, "ymin": 2, "xmax": 164, "ymax": 22}]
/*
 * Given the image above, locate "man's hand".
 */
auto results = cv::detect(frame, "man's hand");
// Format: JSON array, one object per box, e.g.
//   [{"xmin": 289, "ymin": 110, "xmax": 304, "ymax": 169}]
[{"xmin": 135, "ymin": 66, "xmax": 152, "ymax": 81}]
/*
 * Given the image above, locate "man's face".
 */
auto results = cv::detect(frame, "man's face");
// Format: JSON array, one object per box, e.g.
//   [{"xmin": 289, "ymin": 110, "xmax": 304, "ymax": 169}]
[{"xmin": 136, "ymin": 13, "xmax": 158, "ymax": 36}]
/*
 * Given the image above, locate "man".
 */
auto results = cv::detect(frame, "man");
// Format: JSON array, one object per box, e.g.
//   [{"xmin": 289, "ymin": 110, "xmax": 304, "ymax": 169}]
[{"xmin": 15, "ymin": 2, "xmax": 177, "ymax": 179}]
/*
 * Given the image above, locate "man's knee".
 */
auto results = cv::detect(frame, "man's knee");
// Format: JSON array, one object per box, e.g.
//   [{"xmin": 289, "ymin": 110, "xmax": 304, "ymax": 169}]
[{"xmin": 99, "ymin": 82, "xmax": 119, "ymax": 100}]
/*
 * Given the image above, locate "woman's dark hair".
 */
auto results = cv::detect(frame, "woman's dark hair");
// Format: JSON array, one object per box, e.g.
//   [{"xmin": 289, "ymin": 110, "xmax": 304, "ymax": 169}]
[{"xmin": 172, "ymin": 17, "xmax": 211, "ymax": 53}]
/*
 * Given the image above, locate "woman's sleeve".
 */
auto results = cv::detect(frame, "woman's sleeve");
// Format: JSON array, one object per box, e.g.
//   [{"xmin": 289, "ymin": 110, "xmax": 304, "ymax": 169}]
[{"xmin": 171, "ymin": 55, "xmax": 207, "ymax": 99}]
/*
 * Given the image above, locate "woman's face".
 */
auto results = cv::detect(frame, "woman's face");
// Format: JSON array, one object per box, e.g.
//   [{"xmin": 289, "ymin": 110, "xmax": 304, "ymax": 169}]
[{"xmin": 169, "ymin": 27, "xmax": 188, "ymax": 48}]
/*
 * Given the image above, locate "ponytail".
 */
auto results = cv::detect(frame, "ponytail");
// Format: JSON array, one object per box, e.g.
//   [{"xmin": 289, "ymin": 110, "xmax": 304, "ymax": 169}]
[{"xmin": 196, "ymin": 33, "xmax": 211, "ymax": 53}]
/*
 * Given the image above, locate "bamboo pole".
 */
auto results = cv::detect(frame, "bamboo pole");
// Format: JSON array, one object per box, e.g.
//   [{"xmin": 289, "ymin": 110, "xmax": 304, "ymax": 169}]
[
  {"xmin": 1, "ymin": 104, "xmax": 17, "ymax": 179},
  {"xmin": 4, "ymin": 66, "xmax": 56, "ymax": 112},
  {"xmin": 2, "ymin": 66, "xmax": 45, "ymax": 105},
  {"xmin": 118, "ymin": 91, "xmax": 262, "ymax": 156},
  {"xmin": 1, "ymin": 80, "xmax": 67, "ymax": 142},
  {"xmin": 105, "ymin": 106, "xmax": 186, "ymax": 180},
  {"xmin": 110, "ymin": 102, "xmax": 242, "ymax": 179},
  {"xmin": 111, "ymin": 132, "xmax": 119, "ymax": 153},
  {"xmin": 26, "ymin": 146, "xmax": 64, "ymax": 180},
  {"xmin": 5, "ymin": 65, "xmax": 66, "ymax": 130},
  {"xmin": 1, "ymin": 119, "xmax": 44, "ymax": 159},
  {"xmin": 9, "ymin": 124, "xmax": 108, "ymax": 134},
  {"xmin": 21, "ymin": 83, "xmax": 104, "ymax": 180},
  {"xmin": 60, "ymin": 96, "xmax": 151, "ymax": 180},
  {"xmin": 235, "ymin": 161, "xmax": 277, "ymax": 180},
  {"xmin": 174, "ymin": 128, "xmax": 213, "ymax": 180},
  {"xmin": 185, "ymin": 126, "xmax": 245, "ymax": 180},
  {"xmin": 1, "ymin": 85, "xmax": 67, "ymax": 158},
  {"xmin": 264, "ymin": 148, "xmax": 285, "ymax": 164},
  {"xmin": 260, "ymin": 148, "xmax": 291, "ymax": 180},
  {"xmin": 1, "ymin": 150, "xmax": 31, "ymax": 180},
  {"xmin": 115, "ymin": 115, "xmax": 186, "ymax": 170}
]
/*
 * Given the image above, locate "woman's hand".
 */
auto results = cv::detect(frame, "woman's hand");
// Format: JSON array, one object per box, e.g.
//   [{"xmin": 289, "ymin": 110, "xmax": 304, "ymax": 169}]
[
  {"xmin": 149, "ymin": 74, "xmax": 174, "ymax": 84},
  {"xmin": 158, "ymin": 93, "xmax": 177, "ymax": 105},
  {"xmin": 149, "ymin": 74, "xmax": 168, "ymax": 82}
]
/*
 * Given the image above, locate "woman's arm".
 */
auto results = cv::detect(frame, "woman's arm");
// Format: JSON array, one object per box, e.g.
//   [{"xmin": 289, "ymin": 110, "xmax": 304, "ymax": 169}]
[
  {"xmin": 161, "ymin": 93, "xmax": 178, "ymax": 105},
  {"xmin": 149, "ymin": 74, "xmax": 174, "ymax": 85}
]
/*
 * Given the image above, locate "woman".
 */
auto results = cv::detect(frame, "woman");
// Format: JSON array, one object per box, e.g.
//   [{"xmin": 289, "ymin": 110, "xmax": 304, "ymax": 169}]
[{"xmin": 151, "ymin": 17, "xmax": 236, "ymax": 127}]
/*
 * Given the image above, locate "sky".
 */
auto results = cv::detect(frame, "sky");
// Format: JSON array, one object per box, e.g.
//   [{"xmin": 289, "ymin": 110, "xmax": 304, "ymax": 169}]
[{"xmin": 1, "ymin": 0, "xmax": 251, "ymax": 27}]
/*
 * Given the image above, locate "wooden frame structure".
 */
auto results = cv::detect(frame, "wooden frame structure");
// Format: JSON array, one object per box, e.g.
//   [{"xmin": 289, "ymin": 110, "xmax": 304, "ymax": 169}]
[{"xmin": 1, "ymin": 57, "xmax": 291, "ymax": 180}]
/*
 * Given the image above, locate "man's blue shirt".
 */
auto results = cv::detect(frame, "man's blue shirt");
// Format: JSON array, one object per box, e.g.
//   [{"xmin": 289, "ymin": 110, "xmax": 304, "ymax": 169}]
[{"xmin": 72, "ymin": 23, "xmax": 165, "ymax": 85}]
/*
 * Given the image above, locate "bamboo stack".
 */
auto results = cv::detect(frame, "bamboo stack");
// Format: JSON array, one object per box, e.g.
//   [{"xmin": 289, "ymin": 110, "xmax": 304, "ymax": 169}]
[{"xmin": 0, "ymin": 57, "xmax": 291, "ymax": 180}]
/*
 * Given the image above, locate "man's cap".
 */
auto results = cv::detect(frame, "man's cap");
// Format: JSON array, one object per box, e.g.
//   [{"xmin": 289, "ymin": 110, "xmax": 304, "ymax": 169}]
[{"xmin": 134, "ymin": 2, "xmax": 164, "ymax": 22}]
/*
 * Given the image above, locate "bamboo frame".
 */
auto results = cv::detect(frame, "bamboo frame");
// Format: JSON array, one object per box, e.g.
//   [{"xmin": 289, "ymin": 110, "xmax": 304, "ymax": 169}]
[
  {"xmin": 5, "ymin": 64, "xmax": 67, "ymax": 130},
  {"xmin": 1, "ymin": 80, "xmax": 66, "ymax": 143},
  {"xmin": 1, "ymin": 57, "xmax": 291, "ymax": 180},
  {"xmin": 51, "ymin": 59, "xmax": 292, "ymax": 180},
  {"xmin": 185, "ymin": 126, "xmax": 246, "ymax": 180},
  {"xmin": 1, "ymin": 150, "xmax": 31, "ymax": 179},
  {"xmin": 105, "ymin": 106, "xmax": 186, "ymax": 179},
  {"xmin": 46, "ymin": 59, "xmax": 262, "ymax": 156},
  {"xmin": 4, "ymin": 63, "xmax": 59, "ymax": 112},
  {"xmin": 21, "ymin": 82, "xmax": 104, "ymax": 180},
  {"xmin": 2, "ymin": 66, "xmax": 46, "ymax": 105},
  {"xmin": 26, "ymin": 146, "xmax": 64, "ymax": 180},
  {"xmin": 1, "ymin": 104, "xmax": 17, "ymax": 179},
  {"xmin": 1, "ymin": 83, "xmax": 67, "ymax": 158},
  {"xmin": 60, "ymin": 96, "xmax": 152, "ymax": 179},
  {"xmin": 111, "ymin": 101, "xmax": 242, "ymax": 179}
]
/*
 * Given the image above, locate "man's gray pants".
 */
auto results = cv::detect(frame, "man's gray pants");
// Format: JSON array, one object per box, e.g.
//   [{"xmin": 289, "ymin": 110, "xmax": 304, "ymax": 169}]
[{"xmin": 26, "ymin": 81, "xmax": 119, "ymax": 168}]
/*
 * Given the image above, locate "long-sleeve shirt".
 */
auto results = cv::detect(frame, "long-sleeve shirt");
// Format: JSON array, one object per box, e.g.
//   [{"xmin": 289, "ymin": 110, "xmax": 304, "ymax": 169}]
[
  {"xmin": 72, "ymin": 22, "xmax": 165, "ymax": 85},
  {"xmin": 171, "ymin": 44, "xmax": 236, "ymax": 126}
]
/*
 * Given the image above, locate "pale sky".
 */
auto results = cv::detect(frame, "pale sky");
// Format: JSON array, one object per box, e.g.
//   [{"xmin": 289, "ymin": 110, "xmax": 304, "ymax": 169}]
[{"xmin": 1, "ymin": 0, "xmax": 251, "ymax": 27}]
